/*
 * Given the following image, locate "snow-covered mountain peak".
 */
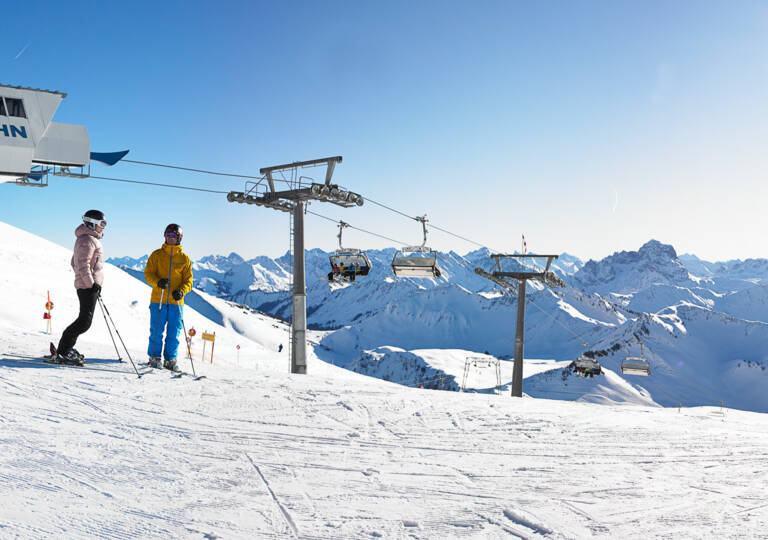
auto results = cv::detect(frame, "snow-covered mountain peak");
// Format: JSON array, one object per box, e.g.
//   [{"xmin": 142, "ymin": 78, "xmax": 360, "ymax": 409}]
[
  {"xmin": 573, "ymin": 239, "xmax": 690, "ymax": 295},
  {"xmin": 195, "ymin": 252, "xmax": 245, "ymax": 270}
]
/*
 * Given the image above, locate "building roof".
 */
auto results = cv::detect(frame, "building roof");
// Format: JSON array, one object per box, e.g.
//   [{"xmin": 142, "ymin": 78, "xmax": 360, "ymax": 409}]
[{"xmin": 0, "ymin": 83, "xmax": 67, "ymax": 98}]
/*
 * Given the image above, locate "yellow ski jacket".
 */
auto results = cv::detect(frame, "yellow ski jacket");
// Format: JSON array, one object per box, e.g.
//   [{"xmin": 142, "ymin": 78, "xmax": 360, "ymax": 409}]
[{"xmin": 144, "ymin": 243, "xmax": 194, "ymax": 305}]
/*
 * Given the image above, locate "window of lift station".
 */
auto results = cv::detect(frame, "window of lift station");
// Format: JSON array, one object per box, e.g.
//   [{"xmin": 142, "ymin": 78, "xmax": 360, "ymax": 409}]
[{"xmin": 0, "ymin": 97, "xmax": 26, "ymax": 118}]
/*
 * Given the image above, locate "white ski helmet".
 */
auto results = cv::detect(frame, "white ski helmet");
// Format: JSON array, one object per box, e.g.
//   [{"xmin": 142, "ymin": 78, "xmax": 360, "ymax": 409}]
[{"xmin": 82, "ymin": 209, "xmax": 106, "ymax": 230}]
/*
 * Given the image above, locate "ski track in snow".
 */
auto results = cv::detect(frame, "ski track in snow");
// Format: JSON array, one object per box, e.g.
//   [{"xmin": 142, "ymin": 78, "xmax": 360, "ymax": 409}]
[
  {"xmin": 2, "ymin": 339, "xmax": 768, "ymax": 539},
  {"xmin": 0, "ymin": 217, "xmax": 766, "ymax": 538}
]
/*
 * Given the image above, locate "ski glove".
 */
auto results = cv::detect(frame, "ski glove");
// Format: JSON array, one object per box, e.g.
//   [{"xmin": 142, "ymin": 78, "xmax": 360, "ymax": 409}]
[
  {"xmin": 91, "ymin": 283, "xmax": 102, "ymax": 296},
  {"xmin": 172, "ymin": 289, "xmax": 184, "ymax": 301},
  {"xmin": 157, "ymin": 278, "xmax": 170, "ymax": 289}
]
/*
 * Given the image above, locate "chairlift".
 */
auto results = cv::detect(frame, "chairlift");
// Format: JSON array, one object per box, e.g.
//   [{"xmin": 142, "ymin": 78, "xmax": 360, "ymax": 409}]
[
  {"xmin": 621, "ymin": 342, "xmax": 651, "ymax": 376},
  {"xmin": 391, "ymin": 215, "xmax": 441, "ymax": 278},
  {"xmin": 328, "ymin": 221, "xmax": 371, "ymax": 283},
  {"xmin": 571, "ymin": 356, "xmax": 602, "ymax": 378}
]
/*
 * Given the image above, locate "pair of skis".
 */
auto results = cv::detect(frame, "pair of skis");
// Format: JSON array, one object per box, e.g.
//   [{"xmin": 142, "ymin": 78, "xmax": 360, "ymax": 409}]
[
  {"xmin": 1, "ymin": 352, "xmax": 205, "ymax": 380},
  {"xmin": 2, "ymin": 352, "xmax": 139, "ymax": 375},
  {"xmin": 142, "ymin": 360, "xmax": 206, "ymax": 380}
]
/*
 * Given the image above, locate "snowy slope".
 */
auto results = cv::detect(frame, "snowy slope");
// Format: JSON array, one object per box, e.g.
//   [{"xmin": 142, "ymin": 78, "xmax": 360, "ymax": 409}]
[
  {"xmin": 2, "ymin": 220, "xmax": 768, "ymax": 538},
  {"xmin": 574, "ymin": 307, "xmax": 768, "ymax": 412},
  {"xmin": 0, "ymin": 221, "xmax": 277, "ymax": 372}
]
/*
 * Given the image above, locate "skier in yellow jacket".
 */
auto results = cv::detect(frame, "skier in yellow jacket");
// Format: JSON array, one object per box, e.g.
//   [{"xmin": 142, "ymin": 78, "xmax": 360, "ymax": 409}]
[{"xmin": 144, "ymin": 223, "xmax": 193, "ymax": 370}]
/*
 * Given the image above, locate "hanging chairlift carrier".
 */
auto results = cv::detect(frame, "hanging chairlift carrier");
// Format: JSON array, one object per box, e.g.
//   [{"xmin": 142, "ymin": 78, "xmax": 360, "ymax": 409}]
[
  {"xmin": 391, "ymin": 215, "xmax": 441, "ymax": 278},
  {"xmin": 572, "ymin": 356, "xmax": 602, "ymax": 377},
  {"xmin": 621, "ymin": 343, "xmax": 651, "ymax": 376},
  {"xmin": 329, "ymin": 221, "xmax": 372, "ymax": 281},
  {"xmin": 621, "ymin": 357, "xmax": 651, "ymax": 376}
]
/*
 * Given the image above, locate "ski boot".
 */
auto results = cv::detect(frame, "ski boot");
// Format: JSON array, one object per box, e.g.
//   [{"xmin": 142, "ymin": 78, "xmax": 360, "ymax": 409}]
[
  {"xmin": 163, "ymin": 358, "xmax": 179, "ymax": 372},
  {"xmin": 48, "ymin": 343, "xmax": 85, "ymax": 366},
  {"xmin": 148, "ymin": 356, "xmax": 162, "ymax": 368},
  {"xmin": 57, "ymin": 349, "xmax": 85, "ymax": 366}
]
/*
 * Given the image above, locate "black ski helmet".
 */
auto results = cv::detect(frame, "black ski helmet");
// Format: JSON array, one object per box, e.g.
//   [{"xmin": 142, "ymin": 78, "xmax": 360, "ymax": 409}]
[
  {"xmin": 164, "ymin": 223, "xmax": 183, "ymax": 244},
  {"xmin": 82, "ymin": 209, "xmax": 106, "ymax": 230}
]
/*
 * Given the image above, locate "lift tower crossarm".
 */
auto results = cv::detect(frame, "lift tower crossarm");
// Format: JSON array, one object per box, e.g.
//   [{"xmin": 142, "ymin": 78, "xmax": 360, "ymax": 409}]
[
  {"xmin": 487, "ymin": 254, "xmax": 564, "ymax": 287},
  {"xmin": 259, "ymin": 156, "xmax": 342, "ymax": 175},
  {"xmin": 260, "ymin": 156, "xmax": 343, "ymax": 193}
]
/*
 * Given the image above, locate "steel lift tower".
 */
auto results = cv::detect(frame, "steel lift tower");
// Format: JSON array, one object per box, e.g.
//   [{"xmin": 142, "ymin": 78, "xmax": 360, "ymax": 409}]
[
  {"xmin": 476, "ymin": 254, "xmax": 564, "ymax": 397},
  {"xmin": 227, "ymin": 156, "xmax": 363, "ymax": 374}
]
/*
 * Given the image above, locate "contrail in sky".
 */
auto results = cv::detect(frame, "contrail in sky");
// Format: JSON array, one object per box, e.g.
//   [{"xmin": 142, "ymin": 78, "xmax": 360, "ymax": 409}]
[{"xmin": 14, "ymin": 42, "xmax": 31, "ymax": 60}]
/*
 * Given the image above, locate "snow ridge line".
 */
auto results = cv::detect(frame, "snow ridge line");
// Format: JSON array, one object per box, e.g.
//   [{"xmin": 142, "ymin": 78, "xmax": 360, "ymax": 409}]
[{"xmin": 244, "ymin": 453, "xmax": 298, "ymax": 537}]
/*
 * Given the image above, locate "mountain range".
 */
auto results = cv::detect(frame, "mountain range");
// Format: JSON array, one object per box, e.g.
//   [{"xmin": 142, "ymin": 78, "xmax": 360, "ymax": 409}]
[{"xmin": 110, "ymin": 239, "xmax": 768, "ymax": 412}]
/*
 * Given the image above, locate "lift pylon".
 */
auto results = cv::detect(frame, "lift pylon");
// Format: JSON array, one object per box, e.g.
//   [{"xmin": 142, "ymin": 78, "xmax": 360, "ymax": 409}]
[
  {"xmin": 227, "ymin": 156, "xmax": 364, "ymax": 374},
  {"xmin": 475, "ymin": 254, "xmax": 564, "ymax": 397}
]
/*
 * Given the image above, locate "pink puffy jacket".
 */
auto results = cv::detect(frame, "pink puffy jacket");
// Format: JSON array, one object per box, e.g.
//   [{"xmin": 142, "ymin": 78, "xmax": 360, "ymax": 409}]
[{"xmin": 71, "ymin": 225, "xmax": 104, "ymax": 289}]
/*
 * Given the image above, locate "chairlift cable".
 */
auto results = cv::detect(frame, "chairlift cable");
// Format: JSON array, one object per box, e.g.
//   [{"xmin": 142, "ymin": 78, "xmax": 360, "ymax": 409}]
[
  {"xmin": 121, "ymin": 159, "xmax": 269, "ymax": 181},
  {"xmin": 120, "ymin": 157, "xmax": 510, "ymax": 253},
  {"xmin": 89, "ymin": 175, "xmax": 230, "ymax": 194},
  {"xmin": 426, "ymin": 222, "xmax": 488, "ymax": 250},
  {"xmin": 305, "ymin": 209, "xmax": 409, "ymax": 246},
  {"xmin": 364, "ymin": 196, "xmax": 506, "ymax": 252},
  {"xmin": 88, "ymin": 171, "xmax": 414, "ymax": 245}
]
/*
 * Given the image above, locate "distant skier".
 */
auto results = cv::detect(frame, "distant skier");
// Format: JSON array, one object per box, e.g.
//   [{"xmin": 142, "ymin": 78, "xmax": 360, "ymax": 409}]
[
  {"xmin": 52, "ymin": 210, "xmax": 107, "ymax": 365},
  {"xmin": 144, "ymin": 223, "xmax": 193, "ymax": 370},
  {"xmin": 278, "ymin": 343, "xmax": 283, "ymax": 353}
]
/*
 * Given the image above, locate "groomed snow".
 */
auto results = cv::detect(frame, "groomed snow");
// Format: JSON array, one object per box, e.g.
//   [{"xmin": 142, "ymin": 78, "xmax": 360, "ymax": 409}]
[{"xmin": 2, "ymin": 221, "xmax": 768, "ymax": 538}]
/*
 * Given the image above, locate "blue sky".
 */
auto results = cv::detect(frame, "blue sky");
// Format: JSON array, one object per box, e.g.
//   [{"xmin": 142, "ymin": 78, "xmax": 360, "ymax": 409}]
[{"xmin": 2, "ymin": 1, "xmax": 767, "ymax": 262}]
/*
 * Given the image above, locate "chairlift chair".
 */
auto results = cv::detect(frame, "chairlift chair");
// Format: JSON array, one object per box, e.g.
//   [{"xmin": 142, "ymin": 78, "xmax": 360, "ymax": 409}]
[
  {"xmin": 621, "ymin": 357, "xmax": 651, "ymax": 376},
  {"xmin": 621, "ymin": 341, "xmax": 651, "ymax": 376},
  {"xmin": 328, "ymin": 221, "xmax": 371, "ymax": 282},
  {"xmin": 572, "ymin": 356, "xmax": 602, "ymax": 378},
  {"xmin": 391, "ymin": 215, "xmax": 441, "ymax": 278}
]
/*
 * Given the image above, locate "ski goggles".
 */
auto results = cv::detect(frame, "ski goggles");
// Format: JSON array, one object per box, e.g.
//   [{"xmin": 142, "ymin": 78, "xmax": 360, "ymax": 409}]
[
  {"xmin": 83, "ymin": 216, "xmax": 107, "ymax": 228},
  {"xmin": 165, "ymin": 230, "xmax": 178, "ymax": 238}
]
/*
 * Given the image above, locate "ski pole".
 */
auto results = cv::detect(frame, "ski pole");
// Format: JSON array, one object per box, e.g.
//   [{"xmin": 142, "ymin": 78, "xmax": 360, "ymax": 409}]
[
  {"xmin": 98, "ymin": 295, "xmax": 122, "ymax": 362},
  {"xmin": 151, "ymin": 286, "xmax": 165, "ymax": 360},
  {"xmin": 165, "ymin": 246, "xmax": 176, "ymax": 365},
  {"xmin": 96, "ymin": 296, "xmax": 142, "ymax": 378},
  {"xmin": 181, "ymin": 317, "xmax": 204, "ymax": 379},
  {"xmin": 151, "ymin": 246, "xmax": 174, "ymax": 362}
]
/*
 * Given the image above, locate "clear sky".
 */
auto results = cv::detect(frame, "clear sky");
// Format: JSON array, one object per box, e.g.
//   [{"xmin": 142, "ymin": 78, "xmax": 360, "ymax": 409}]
[{"xmin": 2, "ymin": 0, "xmax": 767, "ymax": 263}]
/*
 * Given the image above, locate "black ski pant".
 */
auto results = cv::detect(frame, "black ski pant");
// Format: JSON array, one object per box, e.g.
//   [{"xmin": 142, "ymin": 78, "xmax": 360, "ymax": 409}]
[{"xmin": 58, "ymin": 287, "xmax": 99, "ymax": 355}]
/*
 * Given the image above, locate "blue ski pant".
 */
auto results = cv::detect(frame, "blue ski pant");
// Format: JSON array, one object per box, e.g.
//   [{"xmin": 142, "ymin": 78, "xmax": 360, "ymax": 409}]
[{"xmin": 148, "ymin": 303, "xmax": 183, "ymax": 360}]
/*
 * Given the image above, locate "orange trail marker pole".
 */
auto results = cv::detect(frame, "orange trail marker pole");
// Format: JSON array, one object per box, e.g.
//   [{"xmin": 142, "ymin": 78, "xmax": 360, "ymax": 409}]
[{"xmin": 44, "ymin": 291, "xmax": 54, "ymax": 334}]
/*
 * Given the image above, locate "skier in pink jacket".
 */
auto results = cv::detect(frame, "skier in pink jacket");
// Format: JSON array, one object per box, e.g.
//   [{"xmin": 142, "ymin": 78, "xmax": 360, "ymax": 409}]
[{"xmin": 52, "ymin": 210, "xmax": 106, "ymax": 364}]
